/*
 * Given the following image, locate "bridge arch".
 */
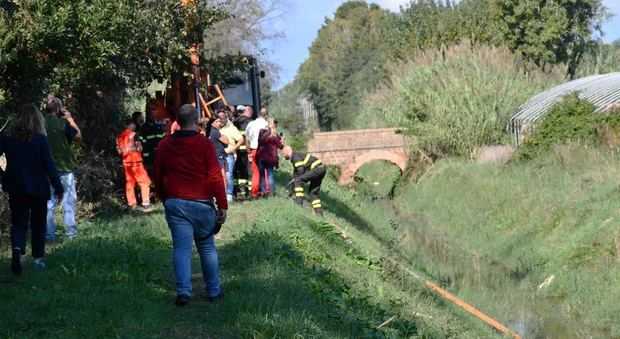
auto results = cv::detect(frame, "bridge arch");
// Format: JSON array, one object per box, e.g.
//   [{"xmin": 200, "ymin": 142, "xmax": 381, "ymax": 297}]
[
  {"xmin": 307, "ymin": 128, "xmax": 409, "ymax": 185},
  {"xmin": 341, "ymin": 149, "xmax": 408, "ymax": 185}
]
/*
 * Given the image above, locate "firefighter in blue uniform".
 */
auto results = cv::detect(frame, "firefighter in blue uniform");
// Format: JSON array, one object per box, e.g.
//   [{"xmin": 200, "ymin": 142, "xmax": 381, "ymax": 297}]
[
  {"xmin": 137, "ymin": 98, "xmax": 168, "ymax": 178},
  {"xmin": 282, "ymin": 146, "xmax": 326, "ymax": 216}
]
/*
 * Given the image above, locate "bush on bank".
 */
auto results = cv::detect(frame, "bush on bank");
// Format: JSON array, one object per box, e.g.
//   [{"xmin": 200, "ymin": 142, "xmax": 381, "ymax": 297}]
[
  {"xmin": 519, "ymin": 95, "xmax": 620, "ymax": 159},
  {"xmin": 356, "ymin": 44, "xmax": 561, "ymax": 158}
]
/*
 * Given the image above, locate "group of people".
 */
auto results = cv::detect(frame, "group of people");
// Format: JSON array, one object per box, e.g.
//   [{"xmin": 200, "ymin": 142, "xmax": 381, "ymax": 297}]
[
  {"xmin": 1, "ymin": 96, "xmax": 81, "ymax": 275},
  {"xmin": 3, "ymin": 95, "xmax": 327, "ymax": 308},
  {"xmin": 116, "ymin": 102, "xmax": 290, "ymax": 211}
]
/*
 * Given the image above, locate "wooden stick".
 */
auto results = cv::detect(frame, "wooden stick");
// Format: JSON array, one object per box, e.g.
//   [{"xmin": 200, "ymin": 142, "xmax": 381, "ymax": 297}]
[
  {"xmin": 198, "ymin": 93, "xmax": 212, "ymax": 119},
  {"xmin": 376, "ymin": 315, "xmax": 397, "ymax": 329},
  {"xmin": 214, "ymin": 84, "xmax": 229, "ymax": 107}
]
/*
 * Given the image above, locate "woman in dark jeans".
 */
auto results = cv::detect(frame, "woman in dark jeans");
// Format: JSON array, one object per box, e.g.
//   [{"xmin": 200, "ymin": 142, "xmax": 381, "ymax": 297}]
[{"xmin": 1, "ymin": 103, "xmax": 64, "ymax": 275}]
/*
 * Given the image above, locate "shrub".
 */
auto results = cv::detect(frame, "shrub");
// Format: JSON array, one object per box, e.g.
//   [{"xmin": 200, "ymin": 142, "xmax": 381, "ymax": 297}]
[
  {"xmin": 355, "ymin": 44, "xmax": 561, "ymax": 157},
  {"xmin": 517, "ymin": 95, "xmax": 620, "ymax": 159}
]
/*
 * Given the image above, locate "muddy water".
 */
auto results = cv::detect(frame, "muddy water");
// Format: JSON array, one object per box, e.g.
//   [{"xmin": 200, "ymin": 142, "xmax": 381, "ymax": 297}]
[{"xmin": 375, "ymin": 200, "xmax": 607, "ymax": 339}]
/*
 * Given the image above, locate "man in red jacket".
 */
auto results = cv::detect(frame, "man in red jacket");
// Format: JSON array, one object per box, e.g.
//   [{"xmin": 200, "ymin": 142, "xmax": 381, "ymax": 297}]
[{"xmin": 154, "ymin": 104, "xmax": 227, "ymax": 306}]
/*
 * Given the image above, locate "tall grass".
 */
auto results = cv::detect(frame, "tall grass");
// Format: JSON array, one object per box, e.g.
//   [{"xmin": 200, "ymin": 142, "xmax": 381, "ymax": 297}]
[
  {"xmin": 356, "ymin": 44, "xmax": 562, "ymax": 157},
  {"xmin": 390, "ymin": 146, "xmax": 620, "ymax": 338},
  {"xmin": 305, "ymin": 149, "xmax": 620, "ymax": 338}
]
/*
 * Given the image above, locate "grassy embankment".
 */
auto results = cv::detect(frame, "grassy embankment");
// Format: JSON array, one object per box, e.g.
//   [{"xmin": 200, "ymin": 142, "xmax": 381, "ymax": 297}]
[
  {"xmin": 0, "ymin": 166, "xmax": 497, "ymax": 339},
  {"xmin": 353, "ymin": 147, "xmax": 620, "ymax": 339}
]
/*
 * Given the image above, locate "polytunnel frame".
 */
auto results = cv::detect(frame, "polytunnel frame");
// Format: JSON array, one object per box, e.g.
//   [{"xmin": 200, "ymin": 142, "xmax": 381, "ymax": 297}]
[{"xmin": 508, "ymin": 72, "xmax": 620, "ymax": 145}]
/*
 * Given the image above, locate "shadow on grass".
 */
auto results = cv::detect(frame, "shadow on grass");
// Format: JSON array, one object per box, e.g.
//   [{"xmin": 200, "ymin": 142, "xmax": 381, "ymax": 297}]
[
  {"xmin": 0, "ymin": 226, "xmax": 418, "ymax": 339},
  {"xmin": 321, "ymin": 192, "xmax": 395, "ymax": 249},
  {"xmin": 276, "ymin": 168, "xmax": 395, "ymax": 250}
]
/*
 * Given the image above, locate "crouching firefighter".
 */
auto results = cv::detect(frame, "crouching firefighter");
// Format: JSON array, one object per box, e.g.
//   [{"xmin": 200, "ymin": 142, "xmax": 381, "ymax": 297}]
[{"xmin": 282, "ymin": 146, "xmax": 326, "ymax": 216}]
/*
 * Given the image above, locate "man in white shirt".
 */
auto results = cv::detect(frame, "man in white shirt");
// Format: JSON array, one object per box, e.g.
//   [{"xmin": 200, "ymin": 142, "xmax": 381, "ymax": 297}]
[{"xmin": 244, "ymin": 107, "xmax": 269, "ymax": 199}]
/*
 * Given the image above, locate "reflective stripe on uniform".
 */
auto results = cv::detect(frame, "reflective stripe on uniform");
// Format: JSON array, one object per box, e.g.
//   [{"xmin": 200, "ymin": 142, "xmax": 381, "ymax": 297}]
[
  {"xmin": 310, "ymin": 160, "xmax": 322, "ymax": 170},
  {"xmin": 294, "ymin": 154, "xmax": 311, "ymax": 168},
  {"xmin": 294, "ymin": 187, "xmax": 304, "ymax": 192},
  {"xmin": 145, "ymin": 133, "xmax": 166, "ymax": 140},
  {"xmin": 295, "ymin": 193, "xmax": 305, "ymax": 197},
  {"xmin": 238, "ymin": 179, "xmax": 248, "ymax": 184},
  {"xmin": 239, "ymin": 145, "xmax": 247, "ymax": 150}
]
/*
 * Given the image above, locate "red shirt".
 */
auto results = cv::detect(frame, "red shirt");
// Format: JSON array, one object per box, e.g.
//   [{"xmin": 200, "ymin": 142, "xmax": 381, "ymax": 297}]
[
  {"xmin": 256, "ymin": 129, "xmax": 283, "ymax": 167},
  {"xmin": 116, "ymin": 129, "xmax": 143, "ymax": 165},
  {"xmin": 154, "ymin": 130, "xmax": 228, "ymax": 209}
]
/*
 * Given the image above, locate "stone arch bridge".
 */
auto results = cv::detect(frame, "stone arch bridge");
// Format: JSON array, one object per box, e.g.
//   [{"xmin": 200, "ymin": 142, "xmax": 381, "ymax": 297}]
[{"xmin": 307, "ymin": 128, "xmax": 409, "ymax": 185}]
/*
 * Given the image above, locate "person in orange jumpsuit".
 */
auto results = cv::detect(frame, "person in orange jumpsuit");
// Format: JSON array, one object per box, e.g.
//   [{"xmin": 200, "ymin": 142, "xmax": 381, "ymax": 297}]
[{"xmin": 116, "ymin": 118, "xmax": 152, "ymax": 211}]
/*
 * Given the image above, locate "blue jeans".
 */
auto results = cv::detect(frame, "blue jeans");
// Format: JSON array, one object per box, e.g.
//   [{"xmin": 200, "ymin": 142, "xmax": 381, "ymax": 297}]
[
  {"xmin": 259, "ymin": 161, "xmax": 275, "ymax": 195},
  {"xmin": 164, "ymin": 198, "xmax": 221, "ymax": 298},
  {"xmin": 47, "ymin": 172, "xmax": 78, "ymax": 240},
  {"xmin": 225, "ymin": 154, "xmax": 236, "ymax": 197}
]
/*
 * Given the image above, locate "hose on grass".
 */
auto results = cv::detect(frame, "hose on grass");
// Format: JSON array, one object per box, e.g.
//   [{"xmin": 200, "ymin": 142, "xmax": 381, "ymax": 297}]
[{"xmin": 323, "ymin": 217, "xmax": 522, "ymax": 339}]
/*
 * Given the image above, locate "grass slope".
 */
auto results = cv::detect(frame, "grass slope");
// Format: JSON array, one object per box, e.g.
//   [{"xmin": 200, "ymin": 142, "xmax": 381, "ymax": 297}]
[
  {"xmin": 345, "ymin": 147, "xmax": 620, "ymax": 338},
  {"xmin": 0, "ymin": 171, "xmax": 497, "ymax": 338}
]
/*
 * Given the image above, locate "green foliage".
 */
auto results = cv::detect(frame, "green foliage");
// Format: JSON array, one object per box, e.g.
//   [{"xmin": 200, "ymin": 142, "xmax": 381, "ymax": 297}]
[
  {"xmin": 269, "ymin": 82, "xmax": 306, "ymax": 133},
  {"xmin": 518, "ymin": 95, "xmax": 603, "ymax": 159},
  {"xmin": 353, "ymin": 161, "xmax": 401, "ymax": 199},
  {"xmin": 0, "ymin": 0, "xmax": 227, "ymax": 145},
  {"xmin": 492, "ymin": 0, "xmax": 605, "ymax": 79},
  {"xmin": 357, "ymin": 44, "xmax": 560, "ymax": 157},
  {"xmin": 520, "ymin": 95, "xmax": 598, "ymax": 156},
  {"xmin": 274, "ymin": 0, "xmax": 614, "ymax": 137},
  {"xmin": 390, "ymin": 148, "xmax": 620, "ymax": 337},
  {"xmin": 577, "ymin": 41, "xmax": 620, "ymax": 77},
  {"xmin": 296, "ymin": 2, "xmax": 398, "ymax": 130},
  {"xmin": 280, "ymin": 0, "xmax": 498, "ymax": 132},
  {"xmin": 398, "ymin": 0, "xmax": 491, "ymax": 52},
  {"xmin": 0, "ymin": 0, "xmax": 227, "ymax": 151},
  {"xmin": 0, "ymin": 0, "xmax": 225, "ymax": 104},
  {"xmin": 269, "ymin": 82, "xmax": 312, "ymax": 150}
]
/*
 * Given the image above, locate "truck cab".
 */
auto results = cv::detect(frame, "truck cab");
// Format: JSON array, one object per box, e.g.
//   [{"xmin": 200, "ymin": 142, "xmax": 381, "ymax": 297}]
[{"xmin": 220, "ymin": 56, "xmax": 264, "ymax": 117}]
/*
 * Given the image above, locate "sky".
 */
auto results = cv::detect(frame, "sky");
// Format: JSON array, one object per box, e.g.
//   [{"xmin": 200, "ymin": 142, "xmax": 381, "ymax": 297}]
[{"xmin": 265, "ymin": 0, "xmax": 620, "ymax": 89}]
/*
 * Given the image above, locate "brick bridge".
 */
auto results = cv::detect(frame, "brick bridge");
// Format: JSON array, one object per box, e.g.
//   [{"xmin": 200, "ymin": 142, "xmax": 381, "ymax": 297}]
[{"xmin": 307, "ymin": 128, "xmax": 409, "ymax": 185}]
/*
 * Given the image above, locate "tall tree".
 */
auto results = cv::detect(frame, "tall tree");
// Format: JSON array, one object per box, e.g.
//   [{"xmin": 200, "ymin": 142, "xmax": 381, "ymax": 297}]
[
  {"xmin": 0, "ymin": 0, "xmax": 226, "ymax": 103},
  {"xmin": 0, "ymin": 0, "xmax": 226, "ymax": 148},
  {"xmin": 492, "ymin": 0, "xmax": 605, "ymax": 79},
  {"xmin": 297, "ymin": 2, "xmax": 397, "ymax": 130}
]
